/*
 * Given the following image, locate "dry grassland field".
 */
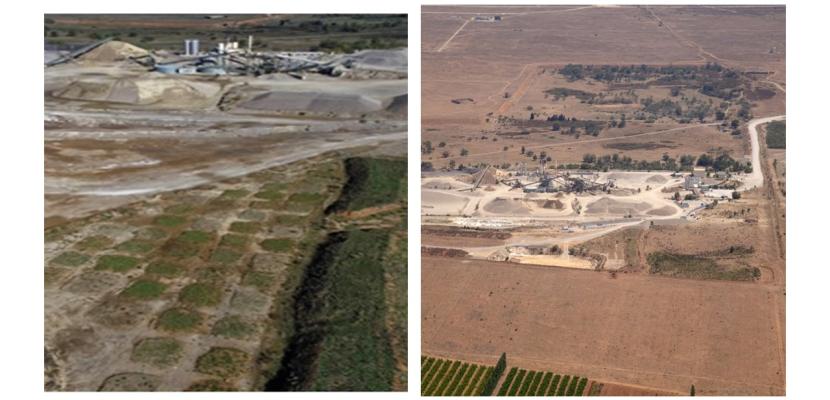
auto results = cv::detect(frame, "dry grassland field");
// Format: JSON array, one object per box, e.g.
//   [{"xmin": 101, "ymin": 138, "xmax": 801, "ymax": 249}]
[
  {"xmin": 421, "ymin": 4, "xmax": 785, "ymax": 396},
  {"xmin": 44, "ymin": 14, "xmax": 407, "ymax": 392}
]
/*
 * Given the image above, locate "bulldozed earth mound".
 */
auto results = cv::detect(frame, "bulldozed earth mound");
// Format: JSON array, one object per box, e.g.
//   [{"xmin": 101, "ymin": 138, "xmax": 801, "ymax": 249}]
[
  {"xmin": 483, "ymin": 197, "xmax": 531, "ymax": 215},
  {"xmin": 385, "ymin": 94, "xmax": 407, "ymax": 117},
  {"xmin": 584, "ymin": 197, "xmax": 652, "ymax": 215},
  {"xmin": 78, "ymin": 41, "xmax": 149, "ymax": 63},
  {"xmin": 51, "ymin": 76, "xmax": 222, "ymax": 107}
]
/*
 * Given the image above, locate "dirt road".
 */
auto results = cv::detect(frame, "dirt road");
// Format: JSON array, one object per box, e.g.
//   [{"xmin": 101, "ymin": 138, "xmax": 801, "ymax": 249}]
[{"xmin": 743, "ymin": 115, "xmax": 786, "ymax": 191}]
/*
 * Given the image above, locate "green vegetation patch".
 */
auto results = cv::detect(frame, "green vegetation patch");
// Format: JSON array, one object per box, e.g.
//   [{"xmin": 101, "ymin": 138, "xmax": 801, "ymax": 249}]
[
  {"xmin": 161, "ymin": 240, "xmax": 200, "ymax": 259},
  {"xmin": 98, "ymin": 372, "xmax": 160, "ymax": 391},
  {"xmin": 52, "ymin": 251, "xmax": 90, "ymax": 267},
  {"xmin": 272, "ymin": 213, "xmax": 310, "ymax": 226},
  {"xmin": 242, "ymin": 271, "xmax": 277, "ymax": 292},
  {"xmin": 74, "ymin": 235, "xmax": 114, "ymax": 252},
  {"xmin": 186, "ymin": 379, "xmax": 238, "ymax": 392},
  {"xmin": 260, "ymin": 238, "xmax": 294, "ymax": 253},
  {"xmin": 219, "ymin": 189, "xmax": 250, "ymax": 200},
  {"xmin": 164, "ymin": 203, "xmax": 196, "ymax": 215},
  {"xmin": 179, "ymin": 282, "xmax": 223, "ymax": 307},
  {"xmin": 328, "ymin": 157, "xmax": 406, "ymax": 212},
  {"xmin": 209, "ymin": 248, "xmax": 242, "ymax": 264},
  {"xmin": 766, "ymin": 120, "xmax": 786, "ymax": 149},
  {"xmin": 211, "ymin": 315, "xmax": 256, "ymax": 339},
  {"xmin": 154, "ymin": 214, "xmax": 187, "ymax": 227},
  {"xmin": 304, "ymin": 229, "xmax": 396, "ymax": 391},
  {"xmin": 254, "ymin": 182, "xmax": 287, "ymax": 200},
  {"xmin": 95, "ymin": 255, "xmax": 140, "ymax": 272},
  {"xmin": 115, "ymin": 239, "xmax": 156, "ymax": 254},
  {"xmin": 145, "ymin": 261, "xmax": 185, "ymax": 278},
  {"xmin": 195, "ymin": 347, "xmax": 250, "ymax": 378},
  {"xmin": 229, "ymin": 221, "xmax": 260, "ymax": 234},
  {"xmin": 177, "ymin": 230, "xmax": 213, "ymax": 244},
  {"xmin": 131, "ymin": 337, "xmax": 183, "ymax": 367},
  {"xmin": 156, "ymin": 307, "xmax": 202, "ymax": 332},
  {"xmin": 647, "ymin": 251, "xmax": 761, "ymax": 281},
  {"xmin": 219, "ymin": 234, "xmax": 249, "ymax": 250},
  {"xmin": 121, "ymin": 279, "xmax": 167, "ymax": 300}
]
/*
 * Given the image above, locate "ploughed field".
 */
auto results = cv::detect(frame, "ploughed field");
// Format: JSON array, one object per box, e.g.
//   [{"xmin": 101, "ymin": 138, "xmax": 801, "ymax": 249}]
[{"xmin": 421, "ymin": 257, "xmax": 784, "ymax": 395}]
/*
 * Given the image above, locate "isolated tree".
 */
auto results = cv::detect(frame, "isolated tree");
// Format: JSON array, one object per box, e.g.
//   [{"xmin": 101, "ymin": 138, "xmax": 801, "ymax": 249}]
[
  {"xmin": 438, "ymin": 141, "xmax": 446, "ymax": 148},
  {"xmin": 441, "ymin": 151, "xmax": 450, "ymax": 159},
  {"xmin": 690, "ymin": 385, "xmax": 696, "ymax": 396},
  {"xmin": 421, "ymin": 140, "xmax": 433, "ymax": 154},
  {"xmin": 460, "ymin": 148, "xmax": 469, "ymax": 157},
  {"xmin": 732, "ymin": 191, "xmax": 741, "ymax": 200}
]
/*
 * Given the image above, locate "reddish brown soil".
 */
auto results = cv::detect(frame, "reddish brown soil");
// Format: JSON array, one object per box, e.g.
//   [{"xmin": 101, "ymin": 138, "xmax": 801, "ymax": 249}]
[{"xmin": 422, "ymin": 256, "xmax": 785, "ymax": 395}]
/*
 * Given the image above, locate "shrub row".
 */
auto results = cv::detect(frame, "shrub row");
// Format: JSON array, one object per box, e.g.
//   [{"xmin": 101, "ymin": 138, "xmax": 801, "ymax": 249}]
[
  {"xmin": 480, "ymin": 352, "xmax": 507, "ymax": 396},
  {"xmin": 547, "ymin": 375, "xmax": 561, "ymax": 396},
  {"xmin": 507, "ymin": 369, "xmax": 527, "ymax": 396}
]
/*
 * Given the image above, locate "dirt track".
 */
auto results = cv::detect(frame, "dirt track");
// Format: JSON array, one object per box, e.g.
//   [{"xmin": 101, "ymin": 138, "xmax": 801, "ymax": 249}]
[{"xmin": 744, "ymin": 115, "xmax": 786, "ymax": 191}]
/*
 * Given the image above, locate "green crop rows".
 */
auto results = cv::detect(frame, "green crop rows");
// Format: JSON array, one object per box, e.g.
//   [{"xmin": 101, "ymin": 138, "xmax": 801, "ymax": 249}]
[
  {"xmin": 421, "ymin": 356, "xmax": 498, "ymax": 396},
  {"xmin": 422, "ymin": 354, "xmax": 591, "ymax": 396}
]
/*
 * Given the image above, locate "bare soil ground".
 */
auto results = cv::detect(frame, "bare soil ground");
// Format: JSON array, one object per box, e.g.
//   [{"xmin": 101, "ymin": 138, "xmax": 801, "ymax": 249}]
[
  {"xmin": 422, "ymin": 256, "xmax": 785, "ymax": 396},
  {"xmin": 422, "ymin": 5, "xmax": 784, "ymax": 169}
]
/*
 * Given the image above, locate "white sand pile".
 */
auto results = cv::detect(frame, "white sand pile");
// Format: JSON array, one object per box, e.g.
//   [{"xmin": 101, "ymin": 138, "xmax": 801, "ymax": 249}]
[{"xmin": 78, "ymin": 41, "xmax": 149, "ymax": 63}]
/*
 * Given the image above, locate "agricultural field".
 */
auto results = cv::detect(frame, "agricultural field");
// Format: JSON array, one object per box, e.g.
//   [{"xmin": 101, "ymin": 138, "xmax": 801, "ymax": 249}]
[
  {"xmin": 422, "ymin": 5, "xmax": 784, "ymax": 396},
  {"xmin": 421, "ymin": 353, "xmax": 638, "ymax": 397},
  {"xmin": 421, "ymin": 354, "xmax": 502, "ymax": 396},
  {"xmin": 45, "ymin": 154, "xmax": 408, "ymax": 391}
]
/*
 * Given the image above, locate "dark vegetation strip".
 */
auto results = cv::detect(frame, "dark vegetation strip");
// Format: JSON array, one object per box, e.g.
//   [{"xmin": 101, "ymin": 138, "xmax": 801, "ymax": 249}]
[
  {"xmin": 556, "ymin": 375, "xmax": 571, "ymax": 396},
  {"xmin": 435, "ymin": 361, "xmax": 461, "ymax": 395},
  {"xmin": 453, "ymin": 364, "xmax": 477, "ymax": 396},
  {"xmin": 446, "ymin": 363, "xmax": 469, "ymax": 395},
  {"xmin": 547, "ymin": 374, "xmax": 561, "ymax": 396},
  {"xmin": 265, "ymin": 229, "xmax": 394, "ymax": 391},
  {"xmin": 425, "ymin": 359, "xmax": 451, "ymax": 395},
  {"xmin": 565, "ymin": 375, "xmax": 580, "ymax": 396},
  {"xmin": 527, "ymin": 371, "xmax": 543, "ymax": 395},
  {"xmin": 518, "ymin": 370, "xmax": 535, "ymax": 395},
  {"xmin": 421, "ymin": 358, "xmax": 442, "ymax": 393},
  {"xmin": 327, "ymin": 157, "xmax": 406, "ymax": 213},
  {"xmin": 480, "ymin": 352, "xmax": 507, "ymax": 396},
  {"xmin": 575, "ymin": 377, "xmax": 589, "ymax": 396},
  {"xmin": 537, "ymin": 372, "xmax": 553, "ymax": 396},
  {"xmin": 464, "ymin": 365, "xmax": 486, "ymax": 396},
  {"xmin": 498, "ymin": 367, "xmax": 518, "ymax": 396},
  {"xmin": 508, "ymin": 369, "xmax": 527, "ymax": 396}
]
